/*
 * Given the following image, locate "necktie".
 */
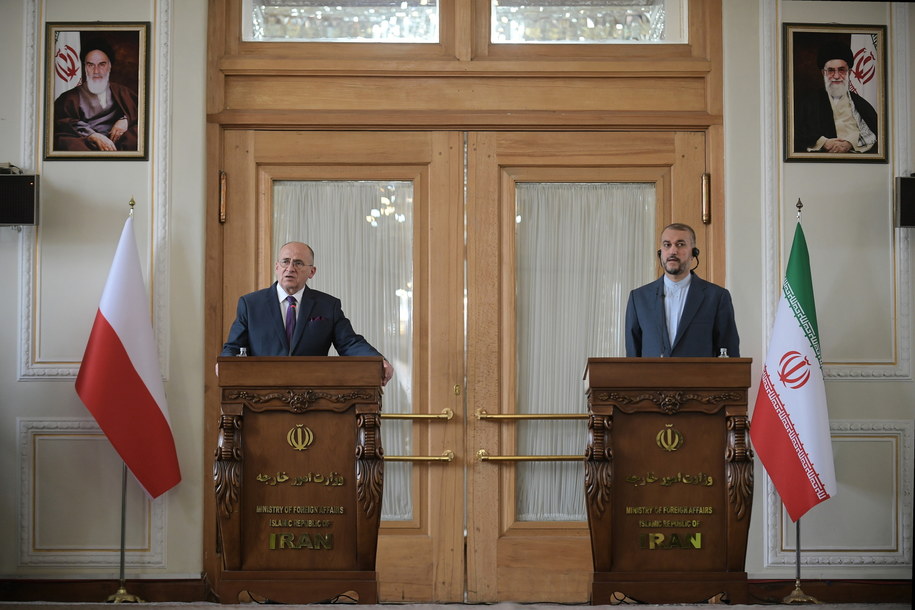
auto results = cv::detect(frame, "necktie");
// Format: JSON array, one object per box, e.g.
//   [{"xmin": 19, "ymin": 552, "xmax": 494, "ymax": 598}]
[{"xmin": 285, "ymin": 295, "xmax": 297, "ymax": 346}]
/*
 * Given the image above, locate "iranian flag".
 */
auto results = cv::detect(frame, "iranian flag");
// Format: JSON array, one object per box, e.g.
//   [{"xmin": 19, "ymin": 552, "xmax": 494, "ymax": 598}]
[
  {"xmin": 53, "ymin": 31, "xmax": 81, "ymax": 100},
  {"xmin": 849, "ymin": 33, "xmax": 879, "ymax": 111},
  {"xmin": 75, "ymin": 214, "xmax": 181, "ymax": 499},
  {"xmin": 750, "ymin": 223, "xmax": 836, "ymax": 522}
]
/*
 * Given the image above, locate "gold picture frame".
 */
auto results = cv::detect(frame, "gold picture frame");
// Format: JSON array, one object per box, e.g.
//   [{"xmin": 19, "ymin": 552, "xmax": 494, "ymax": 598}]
[
  {"xmin": 784, "ymin": 23, "xmax": 887, "ymax": 163},
  {"xmin": 44, "ymin": 22, "xmax": 150, "ymax": 160}
]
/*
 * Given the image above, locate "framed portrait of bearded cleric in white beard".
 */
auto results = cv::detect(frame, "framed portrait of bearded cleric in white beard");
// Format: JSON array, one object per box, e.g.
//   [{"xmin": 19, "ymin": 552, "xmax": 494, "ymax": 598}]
[
  {"xmin": 44, "ymin": 23, "xmax": 150, "ymax": 160},
  {"xmin": 783, "ymin": 23, "xmax": 887, "ymax": 163}
]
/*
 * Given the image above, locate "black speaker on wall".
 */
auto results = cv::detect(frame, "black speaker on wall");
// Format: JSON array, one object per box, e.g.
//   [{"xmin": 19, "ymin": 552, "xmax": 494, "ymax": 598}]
[
  {"xmin": 0, "ymin": 174, "xmax": 39, "ymax": 226},
  {"xmin": 897, "ymin": 176, "xmax": 915, "ymax": 228}
]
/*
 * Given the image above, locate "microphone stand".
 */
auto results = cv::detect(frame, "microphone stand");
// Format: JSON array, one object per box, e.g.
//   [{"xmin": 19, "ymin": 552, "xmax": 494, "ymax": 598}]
[{"xmin": 107, "ymin": 463, "xmax": 144, "ymax": 603}]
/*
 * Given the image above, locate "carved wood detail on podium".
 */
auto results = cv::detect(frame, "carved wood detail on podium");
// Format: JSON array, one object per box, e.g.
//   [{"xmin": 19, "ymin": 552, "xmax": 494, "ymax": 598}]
[
  {"xmin": 585, "ymin": 358, "xmax": 753, "ymax": 605},
  {"xmin": 212, "ymin": 357, "xmax": 384, "ymax": 604},
  {"xmin": 356, "ymin": 411, "xmax": 384, "ymax": 519},
  {"xmin": 725, "ymin": 412, "xmax": 753, "ymax": 522}
]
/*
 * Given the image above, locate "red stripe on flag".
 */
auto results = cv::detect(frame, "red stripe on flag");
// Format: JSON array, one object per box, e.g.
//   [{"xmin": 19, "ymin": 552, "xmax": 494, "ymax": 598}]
[
  {"xmin": 76, "ymin": 311, "xmax": 181, "ymax": 498},
  {"xmin": 750, "ymin": 376, "xmax": 829, "ymax": 522}
]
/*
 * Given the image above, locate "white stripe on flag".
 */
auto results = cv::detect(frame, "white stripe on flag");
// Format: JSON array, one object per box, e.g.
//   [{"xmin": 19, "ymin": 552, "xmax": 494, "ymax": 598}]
[
  {"xmin": 849, "ymin": 33, "xmax": 879, "ymax": 110},
  {"xmin": 53, "ymin": 31, "xmax": 81, "ymax": 100}
]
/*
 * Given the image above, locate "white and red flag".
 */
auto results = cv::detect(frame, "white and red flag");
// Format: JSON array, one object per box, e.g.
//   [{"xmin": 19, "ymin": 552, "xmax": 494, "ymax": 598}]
[
  {"xmin": 849, "ymin": 33, "xmax": 879, "ymax": 111},
  {"xmin": 750, "ymin": 222, "xmax": 836, "ymax": 522},
  {"xmin": 53, "ymin": 31, "xmax": 81, "ymax": 100},
  {"xmin": 75, "ymin": 214, "xmax": 181, "ymax": 498}
]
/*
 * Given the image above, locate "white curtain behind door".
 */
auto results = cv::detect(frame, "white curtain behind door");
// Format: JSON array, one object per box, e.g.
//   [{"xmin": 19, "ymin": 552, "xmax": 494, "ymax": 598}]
[
  {"xmin": 272, "ymin": 179, "xmax": 657, "ymax": 522},
  {"xmin": 274, "ymin": 180, "xmax": 414, "ymax": 521},
  {"xmin": 514, "ymin": 182, "xmax": 656, "ymax": 521}
]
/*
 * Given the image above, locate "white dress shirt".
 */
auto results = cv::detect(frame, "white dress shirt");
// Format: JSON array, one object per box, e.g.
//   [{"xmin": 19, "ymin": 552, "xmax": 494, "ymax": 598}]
[{"xmin": 663, "ymin": 273, "xmax": 692, "ymax": 344}]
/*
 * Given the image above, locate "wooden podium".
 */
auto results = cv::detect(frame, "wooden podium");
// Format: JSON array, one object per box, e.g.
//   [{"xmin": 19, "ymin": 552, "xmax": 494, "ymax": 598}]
[
  {"xmin": 213, "ymin": 356, "xmax": 384, "ymax": 604},
  {"xmin": 584, "ymin": 358, "xmax": 753, "ymax": 605}
]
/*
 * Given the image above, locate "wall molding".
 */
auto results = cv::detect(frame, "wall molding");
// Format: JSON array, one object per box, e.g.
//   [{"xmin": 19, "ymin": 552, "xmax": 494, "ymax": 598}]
[
  {"xmin": 762, "ymin": 419, "xmax": 914, "ymax": 568},
  {"xmin": 762, "ymin": 0, "xmax": 911, "ymax": 380},
  {"xmin": 17, "ymin": 0, "xmax": 172, "ymax": 381},
  {"xmin": 17, "ymin": 418, "xmax": 167, "ymax": 568}
]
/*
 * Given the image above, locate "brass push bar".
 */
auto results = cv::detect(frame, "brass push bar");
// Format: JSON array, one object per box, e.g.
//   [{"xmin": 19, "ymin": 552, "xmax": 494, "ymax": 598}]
[
  {"xmin": 476, "ymin": 449, "xmax": 583, "ymax": 462},
  {"xmin": 475, "ymin": 409, "xmax": 587, "ymax": 420},
  {"xmin": 385, "ymin": 450, "xmax": 455, "ymax": 462},
  {"xmin": 381, "ymin": 408, "xmax": 454, "ymax": 420}
]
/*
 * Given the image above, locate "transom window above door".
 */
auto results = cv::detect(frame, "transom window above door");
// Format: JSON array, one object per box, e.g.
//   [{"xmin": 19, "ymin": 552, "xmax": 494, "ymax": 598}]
[
  {"xmin": 243, "ymin": 0, "xmax": 440, "ymax": 42},
  {"xmin": 242, "ymin": 0, "xmax": 687, "ymax": 44},
  {"xmin": 491, "ymin": 0, "xmax": 687, "ymax": 44}
]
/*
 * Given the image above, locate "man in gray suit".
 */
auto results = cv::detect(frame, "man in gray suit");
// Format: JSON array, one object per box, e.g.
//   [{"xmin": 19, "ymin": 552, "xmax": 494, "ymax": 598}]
[
  {"xmin": 625, "ymin": 223, "xmax": 739, "ymax": 358},
  {"xmin": 220, "ymin": 241, "xmax": 394, "ymax": 385}
]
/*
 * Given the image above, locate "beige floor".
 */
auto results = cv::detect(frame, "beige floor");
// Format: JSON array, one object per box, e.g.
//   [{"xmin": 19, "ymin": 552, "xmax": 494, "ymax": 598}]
[{"xmin": 0, "ymin": 602, "xmax": 912, "ymax": 610}]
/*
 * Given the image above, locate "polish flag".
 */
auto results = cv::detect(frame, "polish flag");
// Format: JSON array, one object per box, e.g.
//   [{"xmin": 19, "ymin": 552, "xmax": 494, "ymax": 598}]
[{"xmin": 75, "ymin": 214, "xmax": 181, "ymax": 498}]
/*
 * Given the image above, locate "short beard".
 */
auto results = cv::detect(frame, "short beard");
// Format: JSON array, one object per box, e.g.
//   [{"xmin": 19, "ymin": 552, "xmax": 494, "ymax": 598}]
[
  {"xmin": 823, "ymin": 73, "xmax": 848, "ymax": 99},
  {"xmin": 664, "ymin": 260, "xmax": 687, "ymax": 277},
  {"xmin": 85, "ymin": 72, "xmax": 109, "ymax": 95}
]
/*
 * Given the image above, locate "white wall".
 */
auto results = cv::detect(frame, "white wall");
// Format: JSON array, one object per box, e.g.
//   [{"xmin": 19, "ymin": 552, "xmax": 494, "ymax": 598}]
[
  {"xmin": 724, "ymin": 0, "xmax": 913, "ymax": 579},
  {"xmin": 0, "ymin": 0, "xmax": 910, "ymax": 587},
  {"xmin": 0, "ymin": 0, "xmax": 206, "ymax": 578}
]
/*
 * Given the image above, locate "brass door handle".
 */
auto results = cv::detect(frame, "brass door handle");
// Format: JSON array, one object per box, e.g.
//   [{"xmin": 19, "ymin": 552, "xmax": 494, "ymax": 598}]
[
  {"xmin": 381, "ymin": 408, "xmax": 454, "ymax": 420},
  {"xmin": 475, "ymin": 409, "xmax": 587, "ymax": 420},
  {"xmin": 384, "ymin": 450, "xmax": 455, "ymax": 462},
  {"xmin": 476, "ymin": 449, "xmax": 583, "ymax": 462}
]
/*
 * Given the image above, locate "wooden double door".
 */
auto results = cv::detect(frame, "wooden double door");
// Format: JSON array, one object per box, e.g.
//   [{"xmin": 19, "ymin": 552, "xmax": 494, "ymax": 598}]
[{"xmin": 206, "ymin": 129, "xmax": 714, "ymax": 603}]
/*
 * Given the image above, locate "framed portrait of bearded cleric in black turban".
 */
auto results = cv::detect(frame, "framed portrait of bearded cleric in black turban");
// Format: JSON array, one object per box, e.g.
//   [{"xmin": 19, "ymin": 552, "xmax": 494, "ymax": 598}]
[
  {"xmin": 44, "ymin": 22, "xmax": 150, "ymax": 160},
  {"xmin": 784, "ymin": 23, "xmax": 887, "ymax": 163}
]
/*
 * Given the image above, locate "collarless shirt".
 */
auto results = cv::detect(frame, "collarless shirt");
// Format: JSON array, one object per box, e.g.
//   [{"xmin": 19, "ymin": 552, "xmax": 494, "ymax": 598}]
[{"xmin": 663, "ymin": 273, "xmax": 692, "ymax": 345}]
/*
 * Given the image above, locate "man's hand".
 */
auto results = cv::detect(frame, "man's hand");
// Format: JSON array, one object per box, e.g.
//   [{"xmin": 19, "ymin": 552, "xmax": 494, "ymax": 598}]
[
  {"xmin": 109, "ymin": 117, "xmax": 128, "ymax": 143},
  {"xmin": 823, "ymin": 138, "xmax": 853, "ymax": 153},
  {"xmin": 382, "ymin": 360, "xmax": 394, "ymax": 386},
  {"xmin": 87, "ymin": 132, "xmax": 118, "ymax": 151}
]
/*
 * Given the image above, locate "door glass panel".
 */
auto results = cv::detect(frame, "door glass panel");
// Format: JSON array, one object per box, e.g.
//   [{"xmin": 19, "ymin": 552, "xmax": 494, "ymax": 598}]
[
  {"xmin": 491, "ymin": 0, "xmax": 687, "ymax": 44},
  {"xmin": 273, "ymin": 180, "xmax": 415, "ymax": 520},
  {"xmin": 514, "ymin": 182, "xmax": 656, "ymax": 521},
  {"xmin": 244, "ymin": 0, "xmax": 440, "ymax": 42}
]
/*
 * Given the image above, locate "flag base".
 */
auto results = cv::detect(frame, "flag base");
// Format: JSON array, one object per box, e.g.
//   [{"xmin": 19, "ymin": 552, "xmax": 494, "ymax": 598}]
[
  {"xmin": 782, "ymin": 579, "xmax": 821, "ymax": 604},
  {"xmin": 106, "ymin": 584, "xmax": 145, "ymax": 603}
]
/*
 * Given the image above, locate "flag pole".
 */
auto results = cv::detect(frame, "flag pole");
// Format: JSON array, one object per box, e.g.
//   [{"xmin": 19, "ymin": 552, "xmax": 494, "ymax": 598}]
[
  {"xmin": 106, "ymin": 200, "xmax": 145, "ymax": 604},
  {"xmin": 782, "ymin": 518, "xmax": 819, "ymax": 604},
  {"xmin": 107, "ymin": 463, "xmax": 144, "ymax": 603},
  {"xmin": 778, "ymin": 200, "xmax": 820, "ymax": 605}
]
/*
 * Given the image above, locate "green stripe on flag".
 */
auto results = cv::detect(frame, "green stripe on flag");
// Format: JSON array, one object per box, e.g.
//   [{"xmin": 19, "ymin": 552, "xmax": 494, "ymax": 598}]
[{"xmin": 784, "ymin": 224, "xmax": 822, "ymax": 363}]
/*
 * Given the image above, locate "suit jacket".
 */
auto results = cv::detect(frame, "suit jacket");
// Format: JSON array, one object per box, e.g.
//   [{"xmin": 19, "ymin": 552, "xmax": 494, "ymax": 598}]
[
  {"xmin": 220, "ymin": 283, "xmax": 384, "ymax": 358},
  {"xmin": 625, "ymin": 273, "xmax": 740, "ymax": 358}
]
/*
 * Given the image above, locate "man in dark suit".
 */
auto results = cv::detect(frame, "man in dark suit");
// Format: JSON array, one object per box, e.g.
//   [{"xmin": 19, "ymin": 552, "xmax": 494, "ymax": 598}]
[
  {"xmin": 625, "ymin": 223, "xmax": 739, "ymax": 358},
  {"xmin": 220, "ymin": 241, "xmax": 394, "ymax": 385}
]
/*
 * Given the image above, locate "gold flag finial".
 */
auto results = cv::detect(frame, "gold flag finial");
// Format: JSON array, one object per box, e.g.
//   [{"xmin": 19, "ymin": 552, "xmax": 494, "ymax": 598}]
[
  {"xmin": 796, "ymin": 198, "xmax": 803, "ymax": 220},
  {"xmin": 128, "ymin": 198, "xmax": 136, "ymax": 216}
]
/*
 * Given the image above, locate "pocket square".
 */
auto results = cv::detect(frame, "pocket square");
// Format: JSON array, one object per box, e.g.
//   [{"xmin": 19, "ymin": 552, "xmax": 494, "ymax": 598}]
[{"xmin": 308, "ymin": 316, "xmax": 327, "ymax": 323}]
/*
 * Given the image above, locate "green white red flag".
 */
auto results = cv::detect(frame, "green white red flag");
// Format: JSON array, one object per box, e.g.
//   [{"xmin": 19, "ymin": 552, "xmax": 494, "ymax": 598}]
[{"xmin": 750, "ymin": 222, "xmax": 836, "ymax": 522}]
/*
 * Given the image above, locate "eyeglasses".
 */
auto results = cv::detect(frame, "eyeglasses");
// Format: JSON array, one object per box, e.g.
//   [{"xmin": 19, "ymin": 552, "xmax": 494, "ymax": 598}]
[
  {"xmin": 822, "ymin": 67, "xmax": 848, "ymax": 77},
  {"xmin": 277, "ymin": 258, "xmax": 313, "ymax": 269}
]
